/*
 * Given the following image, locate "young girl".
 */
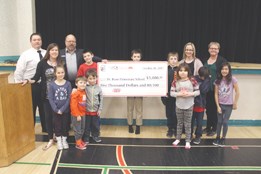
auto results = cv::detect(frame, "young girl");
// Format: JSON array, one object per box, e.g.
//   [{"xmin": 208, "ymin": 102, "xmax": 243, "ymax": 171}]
[
  {"xmin": 170, "ymin": 63, "xmax": 200, "ymax": 149},
  {"xmin": 213, "ymin": 62, "xmax": 239, "ymax": 147},
  {"xmin": 48, "ymin": 65, "xmax": 72, "ymax": 150}
]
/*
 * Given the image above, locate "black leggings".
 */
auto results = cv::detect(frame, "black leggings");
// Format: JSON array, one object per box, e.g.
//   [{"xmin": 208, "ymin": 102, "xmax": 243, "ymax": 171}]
[{"xmin": 205, "ymin": 90, "xmax": 217, "ymax": 131}]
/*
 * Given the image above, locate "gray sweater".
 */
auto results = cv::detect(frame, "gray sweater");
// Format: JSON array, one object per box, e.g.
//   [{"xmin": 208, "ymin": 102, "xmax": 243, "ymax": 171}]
[
  {"xmin": 170, "ymin": 79, "xmax": 200, "ymax": 109},
  {"xmin": 85, "ymin": 84, "xmax": 103, "ymax": 113}
]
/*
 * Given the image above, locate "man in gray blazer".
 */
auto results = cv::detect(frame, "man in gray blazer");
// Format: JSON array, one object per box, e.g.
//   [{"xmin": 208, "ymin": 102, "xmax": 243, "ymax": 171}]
[{"xmin": 60, "ymin": 34, "xmax": 106, "ymax": 88}]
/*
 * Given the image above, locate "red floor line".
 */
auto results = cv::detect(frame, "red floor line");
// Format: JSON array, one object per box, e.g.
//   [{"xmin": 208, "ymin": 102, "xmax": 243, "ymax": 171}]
[{"xmin": 116, "ymin": 145, "xmax": 132, "ymax": 174}]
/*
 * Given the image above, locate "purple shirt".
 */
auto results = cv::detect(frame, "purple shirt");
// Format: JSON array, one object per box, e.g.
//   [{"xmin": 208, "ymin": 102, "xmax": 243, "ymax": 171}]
[{"xmin": 215, "ymin": 76, "xmax": 237, "ymax": 105}]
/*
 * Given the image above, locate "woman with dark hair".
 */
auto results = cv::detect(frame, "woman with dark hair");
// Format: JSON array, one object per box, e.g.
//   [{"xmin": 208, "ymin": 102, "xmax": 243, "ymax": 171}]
[
  {"xmin": 24, "ymin": 43, "xmax": 64, "ymax": 150},
  {"xmin": 203, "ymin": 42, "xmax": 227, "ymax": 136}
]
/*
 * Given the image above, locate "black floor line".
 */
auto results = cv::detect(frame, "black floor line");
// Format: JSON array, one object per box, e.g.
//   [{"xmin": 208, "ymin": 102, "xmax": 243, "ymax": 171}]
[{"xmin": 46, "ymin": 136, "xmax": 261, "ymax": 174}]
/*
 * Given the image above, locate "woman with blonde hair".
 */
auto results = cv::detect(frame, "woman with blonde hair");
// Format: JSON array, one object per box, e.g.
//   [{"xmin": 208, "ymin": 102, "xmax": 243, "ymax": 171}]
[{"xmin": 179, "ymin": 42, "xmax": 203, "ymax": 76}]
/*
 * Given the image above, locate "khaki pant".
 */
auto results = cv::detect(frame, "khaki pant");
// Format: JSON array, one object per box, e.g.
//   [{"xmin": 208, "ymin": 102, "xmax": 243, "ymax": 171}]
[{"xmin": 127, "ymin": 97, "xmax": 143, "ymax": 126}]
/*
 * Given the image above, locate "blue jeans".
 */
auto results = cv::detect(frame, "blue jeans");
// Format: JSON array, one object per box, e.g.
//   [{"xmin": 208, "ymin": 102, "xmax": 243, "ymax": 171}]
[{"xmin": 191, "ymin": 111, "xmax": 204, "ymax": 138}]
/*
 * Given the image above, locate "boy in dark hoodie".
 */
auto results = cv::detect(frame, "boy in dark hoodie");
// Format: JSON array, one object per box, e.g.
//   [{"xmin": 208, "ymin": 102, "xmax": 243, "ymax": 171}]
[
  {"xmin": 161, "ymin": 52, "xmax": 179, "ymax": 138},
  {"xmin": 192, "ymin": 67, "xmax": 210, "ymax": 144}
]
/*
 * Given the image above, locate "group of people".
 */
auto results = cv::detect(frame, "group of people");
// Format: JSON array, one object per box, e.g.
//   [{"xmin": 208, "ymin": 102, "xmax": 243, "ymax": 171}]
[
  {"xmin": 14, "ymin": 33, "xmax": 105, "ymax": 150},
  {"xmin": 161, "ymin": 42, "xmax": 240, "ymax": 149},
  {"xmin": 14, "ymin": 32, "xmax": 239, "ymax": 151}
]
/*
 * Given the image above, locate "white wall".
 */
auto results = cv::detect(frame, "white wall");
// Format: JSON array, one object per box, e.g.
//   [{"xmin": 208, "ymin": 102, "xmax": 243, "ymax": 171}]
[
  {"xmin": 1, "ymin": 0, "xmax": 260, "ymax": 121},
  {"xmin": 0, "ymin": 0, "xmax": 34, "ymax": 56}
]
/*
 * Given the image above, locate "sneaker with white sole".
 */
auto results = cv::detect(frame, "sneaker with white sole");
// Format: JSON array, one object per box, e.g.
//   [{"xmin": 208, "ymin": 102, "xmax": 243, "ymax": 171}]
[
  {"xmin": 193, "ymin": 137, "xmax": 201, "ymax": 144},
  {"xmin": 93, "ymin": 137, "xmax": 102, "ymax": 143},
  {"xmin": 75, "ymin": 143, "xmax": 86, "ymax": 150},
  {"xmin": 42, "ymin": 140, "xmax": 54, "ymax": 151},
  {"xmin": 185, "ymin": 142, "xmax": 191, "ymax": 149},
  {"xmin": 172, "ymin": 139, "xmax": 180, "ymax": 146}
]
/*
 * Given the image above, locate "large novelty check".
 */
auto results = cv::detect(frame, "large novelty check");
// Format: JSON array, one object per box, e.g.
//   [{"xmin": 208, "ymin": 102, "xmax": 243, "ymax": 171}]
[{"xmin": 97, "ymin": 61, "xmax": 168, "ymax": 97}]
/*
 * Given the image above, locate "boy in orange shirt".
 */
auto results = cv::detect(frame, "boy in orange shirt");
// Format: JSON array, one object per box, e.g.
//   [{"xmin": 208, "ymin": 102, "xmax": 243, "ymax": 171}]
[{"xmin": 70, "ymin": 76, "xmax": 88, "ymax": 150}]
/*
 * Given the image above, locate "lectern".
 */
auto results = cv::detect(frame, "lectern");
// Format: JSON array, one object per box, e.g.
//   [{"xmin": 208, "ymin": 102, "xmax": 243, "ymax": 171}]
[{"xmin": 0, "ymin": 73, "xmax": 35, "ymax": 167}]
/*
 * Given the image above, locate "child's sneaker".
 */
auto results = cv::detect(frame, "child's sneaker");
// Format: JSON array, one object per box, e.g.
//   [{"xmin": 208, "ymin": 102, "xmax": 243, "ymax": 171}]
[
  {"xmin": 219, "ymin": 138, "xmax": 225, "ymax": 147},
  {"xmin": 93, "ymin": 136, "xmax": 102, "ymax": 143},
  {"xmin": 128, "ymin": 125, "xmax": 134, "ymax": 133},
  {"xmin": 166, "ymin": 129, "xmax": 174, "ymax": 138},
  {"xmin": 193, "ymin": 137, "xmax": 201, "ymax": 144},
  {"xmin": 42, "ymin": 140, "xmax": 54, "ymax": 151},
  {"xmin": 185, "ymin": 142, "xmax": 191, "ymax": 149},
  {"xmin": 172, "ymin": 139, "xmax": 180, "ymax": 146},
  {"xmin": 75, "ymin": 143, "xmax": 86, "ymax": 150},
  {"xmin": 213, "ymin": 138, "xmax": 220, "ymax": 146},
  {"xmin": 81, "ymin": 140, "xmax": 88, "ymax": 147}
]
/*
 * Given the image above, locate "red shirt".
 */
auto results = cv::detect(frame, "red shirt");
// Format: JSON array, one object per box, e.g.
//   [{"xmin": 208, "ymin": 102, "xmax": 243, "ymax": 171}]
[
  {"xmin": 77, "ymin": 62, "xmax": 97, "ymax": 77},
  {"xmin": 193, "ymin": 106, "xmax": 205, "ymax": 112}
]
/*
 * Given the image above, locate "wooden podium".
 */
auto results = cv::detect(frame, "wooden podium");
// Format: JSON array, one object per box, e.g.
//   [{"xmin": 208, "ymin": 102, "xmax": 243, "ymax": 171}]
[{"xmin": 0, "ymin": 73, "xmax": 35, "ymax": 167}]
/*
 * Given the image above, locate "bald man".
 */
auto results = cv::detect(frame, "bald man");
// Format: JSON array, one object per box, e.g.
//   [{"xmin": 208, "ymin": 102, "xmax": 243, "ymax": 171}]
[{"xmin": 60, "ymin": 34, "xmax": 105, "ymax": 87}]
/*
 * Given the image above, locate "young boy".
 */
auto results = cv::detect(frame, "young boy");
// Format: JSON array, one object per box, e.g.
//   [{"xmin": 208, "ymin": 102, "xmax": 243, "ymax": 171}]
[
  {"xmin": 84, "ymin": 69, "xmax": 103, "ymax": 143},
  {"xmin": 192, "ymin": 67, "xmax": 210, "ymax": 144},
  {"xmin": 77, "ymin": 49, "xmax": 97, "ymax": 77},
  {"xmin": 127, "ymin": 49, "xmax": 143, "ymax": 134},
  {"xmin": 70, "ymin": 76, "xmax": 88, "ymax": 150},
  {"xmin": 161, "ymin": 52, "xmax": 179, "ymax": 138}
]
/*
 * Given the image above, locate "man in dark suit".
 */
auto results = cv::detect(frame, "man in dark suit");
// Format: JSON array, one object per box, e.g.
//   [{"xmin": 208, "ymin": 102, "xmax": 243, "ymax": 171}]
[{"xmin": 60, "ymin": 34, "xmax": 106, "ymax": 88}]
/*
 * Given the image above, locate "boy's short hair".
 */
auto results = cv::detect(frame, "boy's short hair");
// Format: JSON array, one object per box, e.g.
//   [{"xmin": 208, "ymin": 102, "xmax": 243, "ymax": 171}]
[
  {"xmin": 85, "ymin": 69, "xmax": 97, "ymax": 78},
  {"xmin": 131, "ymin": 49, "xmax": 142, "ymax": 57},
  {"xmin": 75, "ymin": 76, "xmax": 87, "ymax": 84},
  {"xmin": 83, "ymin": 49, "xmax": 93, "ymax": 55},
  {"xmin": 167, "ymin": 52, "xmax": 179, "ymax": 61},
  {"xmin": 198, "ymin": 67, "xmax": 209, "ymax": 79}
]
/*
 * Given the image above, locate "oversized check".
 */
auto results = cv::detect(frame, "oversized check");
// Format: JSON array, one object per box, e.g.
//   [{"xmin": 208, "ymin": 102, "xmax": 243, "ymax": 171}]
[{"xmin": 97, "ymin": 61, "xmax": 168, "ymax": 97}]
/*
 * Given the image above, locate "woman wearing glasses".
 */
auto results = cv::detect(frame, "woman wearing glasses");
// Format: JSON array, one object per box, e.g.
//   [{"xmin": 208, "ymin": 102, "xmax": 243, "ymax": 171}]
[
  {"xmin": 179, "ymin": 42, "xmax": 203, "ymax": 76},
  {"xmin": 203, "ymin": 42, "xmax": 227, "ymax": 137}
]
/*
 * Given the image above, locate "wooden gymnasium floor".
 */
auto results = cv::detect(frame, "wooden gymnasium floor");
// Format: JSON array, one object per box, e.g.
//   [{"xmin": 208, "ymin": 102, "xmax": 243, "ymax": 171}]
[{"xmin": 1, "ymin": 124, "xmax": 261, "ymax": 174}]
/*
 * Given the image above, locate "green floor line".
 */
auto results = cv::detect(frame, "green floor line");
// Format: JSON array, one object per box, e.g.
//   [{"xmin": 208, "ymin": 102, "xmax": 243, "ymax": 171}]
[
  {"xmin": 14, "ymin": 161, "xmax": 51, "ymax": 166},
  {"xmin": 58, "ymin": 163, "xmax": 261, "ymax": 171}
]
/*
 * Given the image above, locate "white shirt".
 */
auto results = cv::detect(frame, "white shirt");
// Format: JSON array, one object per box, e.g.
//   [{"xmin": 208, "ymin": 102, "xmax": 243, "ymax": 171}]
[
  {"xmin": 14, "ymin": 48, "xmax": 46, "ymax": 83},
  {"xmin": 65, "ymin": 49, "xmax": 77, "ymax": 81}
]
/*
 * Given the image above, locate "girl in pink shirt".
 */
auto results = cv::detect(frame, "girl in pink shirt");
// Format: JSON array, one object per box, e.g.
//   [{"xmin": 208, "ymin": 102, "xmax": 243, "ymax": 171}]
[{"xmin": 213, "ymin": 62, "xmax": 240, "ymax": 147}]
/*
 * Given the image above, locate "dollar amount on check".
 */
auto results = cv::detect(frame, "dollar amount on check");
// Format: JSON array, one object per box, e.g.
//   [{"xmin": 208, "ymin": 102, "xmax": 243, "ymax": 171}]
[{"xmin": 97, "ymin": 61, "xmax": 168, "ymax": 97}]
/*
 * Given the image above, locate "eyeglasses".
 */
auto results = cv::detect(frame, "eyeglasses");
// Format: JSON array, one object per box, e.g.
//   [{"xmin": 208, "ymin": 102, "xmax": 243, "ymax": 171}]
[{"xmin": 209, "ymin": 47, "xmax": 219, "ymax": 50}]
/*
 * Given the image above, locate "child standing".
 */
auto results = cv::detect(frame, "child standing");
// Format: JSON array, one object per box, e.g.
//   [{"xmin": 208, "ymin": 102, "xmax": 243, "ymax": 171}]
[
  {"xmin": 191, "ymin": 67, "xmax": 210, "ymax": 144},
  {"xmin": 70, "ymin": 76, "xmax": 88, "ymax": 150},
  {"xmin": 84, "ymin": 69, "xmax": 103, "ymax": 143},
  {"xmin": 213, "ymin": 62, "xmax": 239, "ymax": 147},
  {"xmin": 48, "ymin": 65, "xmax": 72, "ymax": 150},
  {"xmin": 170, "ymin": 63, "xmax": 200, "ymax": 149},
  {"xmin": 77, "ymin": 49, "xmax": 97, "ymax": 77},
  {"xmin": 127, "ymin": 49, "xmax": 143, "ymax": 134},
  {"xmin": 161, "ymin": 52, "xmax": 179, "ymax": 138}
]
